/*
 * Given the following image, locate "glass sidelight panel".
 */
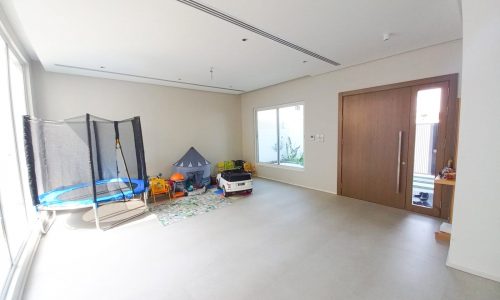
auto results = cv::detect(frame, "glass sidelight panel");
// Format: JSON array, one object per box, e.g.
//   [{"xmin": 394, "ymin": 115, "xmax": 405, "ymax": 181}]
[
  {"xmin": 256, "ymin": 104, "xmax": 304, "ymax": 167},
  {"xmin": 411, "ymin": 88, "xmax": 442, "ymax": 208},
  {"xmin": 257, "ymin": 109, "xmax": 278, "ymax": 164},
  {"xmin": 278, "ymin": 105, "xmax": 304, "ymax": 167}
]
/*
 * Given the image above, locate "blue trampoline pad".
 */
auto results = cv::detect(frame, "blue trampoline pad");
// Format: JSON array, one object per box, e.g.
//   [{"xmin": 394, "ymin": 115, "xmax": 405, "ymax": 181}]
[{"xmin": 38, "ymin": 178, "xmax": 146, "ymax": 209}]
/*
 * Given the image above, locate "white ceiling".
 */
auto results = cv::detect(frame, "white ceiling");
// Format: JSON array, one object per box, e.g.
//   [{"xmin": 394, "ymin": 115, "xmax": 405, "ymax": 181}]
[{"xmin": 1, "ymin": 0, "xmax": 462, "ymax": 94}]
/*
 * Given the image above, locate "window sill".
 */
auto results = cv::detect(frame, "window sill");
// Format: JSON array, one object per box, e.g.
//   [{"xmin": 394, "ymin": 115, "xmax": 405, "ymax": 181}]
[{"xmin": 256, "ymin": 163, "xmax": 305, "ymax": 172}]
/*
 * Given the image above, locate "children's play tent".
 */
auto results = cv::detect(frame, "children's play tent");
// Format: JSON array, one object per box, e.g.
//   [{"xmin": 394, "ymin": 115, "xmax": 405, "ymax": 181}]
[{"xmin": 173, "ymin": 147, "xmax": 211, "ymax": 187}]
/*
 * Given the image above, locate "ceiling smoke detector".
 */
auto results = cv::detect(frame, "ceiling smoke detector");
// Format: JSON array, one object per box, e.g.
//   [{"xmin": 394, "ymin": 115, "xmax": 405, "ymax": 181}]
[{"xmin": 383, "ymin": 33, "xmax": 391, "ymax": 41}]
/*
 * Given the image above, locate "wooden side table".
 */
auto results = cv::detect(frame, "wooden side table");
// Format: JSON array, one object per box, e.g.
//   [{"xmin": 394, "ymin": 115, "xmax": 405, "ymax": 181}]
[{"xmin": 434, "ymin": 176, "xmax": 456, "ymax": 241}]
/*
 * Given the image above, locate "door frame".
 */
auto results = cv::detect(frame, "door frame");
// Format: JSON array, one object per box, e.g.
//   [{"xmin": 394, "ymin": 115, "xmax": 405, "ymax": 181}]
[{"xmin": 338, "ymin": 74, "xmax": 459, "ymax": 218}]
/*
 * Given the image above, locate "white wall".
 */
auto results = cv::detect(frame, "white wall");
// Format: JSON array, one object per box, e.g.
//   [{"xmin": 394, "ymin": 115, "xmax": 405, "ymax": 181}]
[
  {"xmin": 447, "ymin": 0, "xmax": 500, "ymax": 282},
  {"xmin": 241, "ymin": 40, "xmax": 462, "ymax": 193},
  {"xmin": 31, "ymin": 62, "xmax": 242, "ymax": 177}
]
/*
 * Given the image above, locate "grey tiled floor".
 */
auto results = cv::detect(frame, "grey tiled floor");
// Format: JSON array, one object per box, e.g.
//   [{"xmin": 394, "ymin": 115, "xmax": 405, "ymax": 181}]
[{"xmin": 24, "ymin": 178, "xmax": 500, "ymax": 300}]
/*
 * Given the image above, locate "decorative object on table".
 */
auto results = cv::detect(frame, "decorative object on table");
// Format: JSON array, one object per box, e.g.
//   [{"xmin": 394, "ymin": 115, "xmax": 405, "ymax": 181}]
[
  {"xmin": 150, "ymin": 189, "xmax": 230, "ymax": 226},
  {"xmin": 439, "ymin": 159, "xmax": 456, "ymax": 180}
]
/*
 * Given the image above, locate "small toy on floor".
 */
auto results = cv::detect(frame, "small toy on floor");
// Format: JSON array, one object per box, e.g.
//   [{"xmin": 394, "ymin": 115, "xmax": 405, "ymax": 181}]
[{"xmin": 216, "ymin": 168, "xmax": 253, "ymax": 197}]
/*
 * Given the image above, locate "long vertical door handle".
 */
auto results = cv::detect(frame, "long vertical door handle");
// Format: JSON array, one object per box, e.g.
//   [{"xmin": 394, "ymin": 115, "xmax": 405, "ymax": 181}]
[{"xmin": 396, "ymin": 131, "xmax": 403, "ymax": 193}]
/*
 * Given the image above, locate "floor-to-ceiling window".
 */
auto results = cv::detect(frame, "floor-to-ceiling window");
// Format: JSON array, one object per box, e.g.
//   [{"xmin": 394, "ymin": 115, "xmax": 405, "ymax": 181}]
[
  {"xmin": 0, "ymin": 28, "xmax": 32, "ymax": 296},
  {"xmin": 256, "ymin": 103, "xmax": 304, "ymax": 168}
]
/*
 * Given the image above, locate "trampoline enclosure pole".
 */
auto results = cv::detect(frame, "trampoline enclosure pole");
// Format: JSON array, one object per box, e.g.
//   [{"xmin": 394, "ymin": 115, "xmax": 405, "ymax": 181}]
[
  {"xmin": 86, "ymin": 114, "xmax": 98, "ymax": 206},
  {"xmin": 114, "ymin": 121, "xmax": 134, "ymax": 198},
  {"xmin": 86, "ymin": 114, "xmax": 100, "ymax": 229},
  {"xmin": 132, "ymin": 117, "xmax": 148, "ymax": 208},
  {"xmin": 23, "ymin": 115, "xmax": 40, "ymax": 206},
  {"xmin": 93, "ymin": 203, "xmax": 100, "ymax": 230},
  {"xmin": 117, "ymin": 139, "xmax": 133, "ymax": 194}
]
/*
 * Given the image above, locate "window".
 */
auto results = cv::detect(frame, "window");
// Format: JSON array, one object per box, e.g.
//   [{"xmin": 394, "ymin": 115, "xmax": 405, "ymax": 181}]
[
  {"xmin": 256, "ymin": 103, "xmax": 304, "ymax": 168},
  {"xmin": 0, "ymin": 31, "xmax": 31, "ymax": 294}
]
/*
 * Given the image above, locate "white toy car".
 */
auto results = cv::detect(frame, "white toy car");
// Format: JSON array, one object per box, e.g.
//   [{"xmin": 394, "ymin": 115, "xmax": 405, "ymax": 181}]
[{"xmin": 216, "ymin": 169, "xmax": 253, "ymax": 197}]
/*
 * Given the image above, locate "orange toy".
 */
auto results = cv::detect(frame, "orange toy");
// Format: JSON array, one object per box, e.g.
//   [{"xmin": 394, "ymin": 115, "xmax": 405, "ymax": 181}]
[
  {"xmin": 170, "ymin": 173, "xmax": 185, "ymax": 181},
  {"xmin": 170, "ymin": 173, "xmax": 186, "ymax": 198}
]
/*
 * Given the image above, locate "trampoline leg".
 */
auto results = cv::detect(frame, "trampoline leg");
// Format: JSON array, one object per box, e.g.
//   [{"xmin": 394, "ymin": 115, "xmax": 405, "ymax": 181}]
[
  {"xmin": 143, "ymin": 191, "xmax": 149, "ymax": 209},
  {"xmin": 39, "ymin": 210, "xmax": 56, "ymax": 235},
  {"xmin": 93, "ymin": 203, "xmax": 101, "ymax": 230}
]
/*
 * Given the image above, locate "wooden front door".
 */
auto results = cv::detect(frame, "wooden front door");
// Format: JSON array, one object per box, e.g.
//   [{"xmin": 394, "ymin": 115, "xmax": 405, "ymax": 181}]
[
  {"xmin": 339, "ymin": 87, "xmax": 411, "ymax": 209},
  {"xmin": 338, "ymin": 74, "xmax": 459, "ymax": 217}
]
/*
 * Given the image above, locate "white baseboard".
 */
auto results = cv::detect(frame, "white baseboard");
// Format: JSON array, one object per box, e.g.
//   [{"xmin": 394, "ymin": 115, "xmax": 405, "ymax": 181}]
[
  {"xmin": 446, "ymin": 260, "xmax": 500, "ymax": 283},
  {"xmin": 254, "ymin": 175, "xmax": 337, "ymax": 195}
]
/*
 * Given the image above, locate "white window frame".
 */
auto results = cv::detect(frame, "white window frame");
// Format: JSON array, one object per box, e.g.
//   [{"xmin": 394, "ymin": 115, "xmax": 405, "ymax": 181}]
[
  {"xmin": 254, "ymin": 101, "xmax": 305, "ymax": 171},
  {"xmin": 0, "ymin": 23, "xmax": 33, "ymax": 219},
  {"xmin": 0, "ymin": 8, "xmax": 36, "ymax": 299},
  {"xmin": 0, "ymin": 7, "xmax": 34, "ymax": 210}
]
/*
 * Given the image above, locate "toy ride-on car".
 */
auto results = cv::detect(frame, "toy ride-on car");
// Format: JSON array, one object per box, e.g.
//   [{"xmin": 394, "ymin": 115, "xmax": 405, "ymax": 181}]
[{"xmin": 216, "ymin": 169, "xmax": 253, "ymax": 197}]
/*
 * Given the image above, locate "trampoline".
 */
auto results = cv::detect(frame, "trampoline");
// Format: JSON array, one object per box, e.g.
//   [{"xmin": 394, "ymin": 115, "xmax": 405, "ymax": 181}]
[
  {"xmin": 24, "ymin": 114, "xmax": 149, "ymax": 230},
  {"xmin": 38, "ymin": 178, "xmax": 146, "ymax": 209}
]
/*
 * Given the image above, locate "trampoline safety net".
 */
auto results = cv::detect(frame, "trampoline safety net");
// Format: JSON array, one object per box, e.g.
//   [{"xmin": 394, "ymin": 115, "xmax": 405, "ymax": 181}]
[{"xmin": 23, "ymin": 114, "xmax": 148, "ymax": 209}]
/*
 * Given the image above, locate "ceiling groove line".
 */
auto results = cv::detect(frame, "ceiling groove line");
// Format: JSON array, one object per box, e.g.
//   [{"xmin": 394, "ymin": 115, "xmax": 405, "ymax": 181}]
[
  {"xmin": 176, "ymin": 0, "xmax": 341, "ymax": 66},
  {"xmin": 54, "ymin": 64, "xmax": 246, "ymax": 92}
]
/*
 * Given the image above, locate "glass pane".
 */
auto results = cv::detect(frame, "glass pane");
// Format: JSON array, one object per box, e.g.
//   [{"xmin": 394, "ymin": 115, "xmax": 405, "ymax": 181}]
[
  {"xmin": 0, "ymin": 41, "xmax": 13, "ymax": 288},
  {"xmin": 8, "ymin": 50, "xmax": 32, "ymax": 220},
  {"xmin": 412, "ymin": 88, "xmax": 441, "ymax": 208},
  {"xmin": 278, "ymin": 105, "xmax": 304, "ymax": 167},
  {"xmin": 0, "ymin": 48, "xmax": 30, "ymax": 260},
  {"xmin": 257, "ymin": 109, "xmax": 278, "ymax": 164}
]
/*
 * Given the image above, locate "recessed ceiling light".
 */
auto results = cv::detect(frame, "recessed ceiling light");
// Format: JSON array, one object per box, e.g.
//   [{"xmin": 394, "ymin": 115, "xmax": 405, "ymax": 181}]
[
  {"xmin": 302, "ymin": 60, "xmax": 308, "ymax": 63},
  {"xmin": 242, "ymin": 38, "xmax": 248, "ymax": 42}
]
